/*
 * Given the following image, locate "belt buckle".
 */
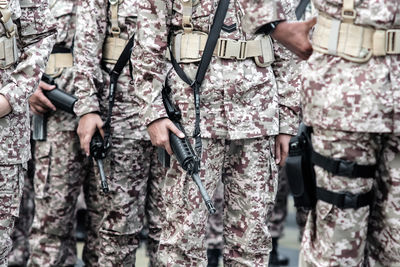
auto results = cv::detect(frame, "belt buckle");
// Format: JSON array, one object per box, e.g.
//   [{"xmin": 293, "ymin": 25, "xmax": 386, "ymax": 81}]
[
  {"xmin": 386, "ymin": 29, "xmax": 400, "ymax": 54},
  {"xmin": 217, "ymin": 38, "xmax": 247, "ymax": 60}
]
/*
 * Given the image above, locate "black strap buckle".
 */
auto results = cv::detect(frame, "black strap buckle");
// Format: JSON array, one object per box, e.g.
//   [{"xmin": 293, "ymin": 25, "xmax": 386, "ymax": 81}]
[
  {"xmin": 342, "ymin": 191, "xmax": 359, "ymax": 209},
  {"xmin": 336, "ymin": 160, "xmax": 356, "ymax": 177}
]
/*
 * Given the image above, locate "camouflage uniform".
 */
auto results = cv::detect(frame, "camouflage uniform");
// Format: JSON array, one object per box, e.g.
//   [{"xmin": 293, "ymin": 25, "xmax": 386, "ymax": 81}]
[
  {"xmin": 72, "ymin": 0, "xmax": 165, "ymax": 265},
  {"xmin": 133, "ymin": 0, "xmax": 299, "ymax": 265},
  {"xmin": 298, "ymin": 0, "xmax": 400, "ymax": 266},
  {"xmin": 268, "ymin": 169, "xmax": 289, "ymax": 239},
  {"xmin": 0, "ymin": 0, "xmax": 56, "ymax": 266},
  {"xmin": 26, "ymin": 1, "xmax": 93, "ymax": 266},
  {"xmin": 8, "ymin": 157, "xmax": 34, "ymax": 266}
]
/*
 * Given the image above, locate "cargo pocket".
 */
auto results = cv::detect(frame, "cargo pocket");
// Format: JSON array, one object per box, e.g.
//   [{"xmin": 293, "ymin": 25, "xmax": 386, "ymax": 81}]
[{"xmin": 33, "ymin": 141, "xmax": 51, "ymax": 199}]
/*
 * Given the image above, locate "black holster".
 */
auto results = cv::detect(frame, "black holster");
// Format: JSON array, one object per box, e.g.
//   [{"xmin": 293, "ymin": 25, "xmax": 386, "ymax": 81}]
[{"xmin": 285, "ymin": 123, "xmax": 316, "ymax": 209}]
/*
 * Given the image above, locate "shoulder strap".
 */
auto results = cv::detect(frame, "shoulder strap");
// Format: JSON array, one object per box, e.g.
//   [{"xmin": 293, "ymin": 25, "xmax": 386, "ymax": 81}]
[
  {"xmin": 169, "ymin": 0, "xmax": 230, "ymax": 158},
  {"xmin": 109, "ymin": 0, "xmax": 121, "ymax": 37},
  {"xmin": 103, "ymin": 34, "xmax": 135, "ymax": 148}
]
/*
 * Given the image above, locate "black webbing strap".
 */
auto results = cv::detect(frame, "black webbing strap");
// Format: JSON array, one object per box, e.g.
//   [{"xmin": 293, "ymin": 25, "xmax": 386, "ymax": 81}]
[
  {"xmin": 295, "ymin": 0, "xmax": 310, "ymax": 20},
  {"xmin": 311, "ymin": 150, "xmax": 377, "ymax": 178},
  {"xmin": 169, "ymin": 0, "xmax": 230, "ymax": 158},
  {"xmin": 103, "ymin": 34, "xmax": 135, "ymax": 147},
  {"xmin": 316, "ymin": 187, "xmax": 374, "ymax": 209}
]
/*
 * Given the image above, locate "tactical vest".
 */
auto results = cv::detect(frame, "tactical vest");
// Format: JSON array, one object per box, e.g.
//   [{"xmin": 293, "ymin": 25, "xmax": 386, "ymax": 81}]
[
  {"xmin": 0, "ymin": 0, "xmax": 19, "ymax": 69},
  {"xmin": 312, "ymin": 0, "xmax": 400, "ymax": 63},
  {"xmin": 102, "ymin": 0, "xmax": 128, "ymax": 64},
  {"xmin": 168, "ymin": 0, "xmax": 275, "ymax": 67}
]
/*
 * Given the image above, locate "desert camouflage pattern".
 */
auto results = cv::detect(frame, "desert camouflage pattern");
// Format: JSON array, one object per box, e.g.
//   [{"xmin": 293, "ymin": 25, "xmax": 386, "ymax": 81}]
[
  {"xmin": 241, "ymin": 0, "xmax": 287, "ymax": 35},
  {"xmin": 133, "ymin": 0, "xmax": 300, "ymax": 139},
  {"xmin": 26, "ymin": 1, "xmax": 94, "ymax": 266},
  {"xmin": 300, "ymin": 1, "xmax": 400, "ymax": 266},
  {"xmin": 0, "ymin": 0, "xmax": 56, "ymax": 165},
  {"xmin": 302, "ymin": 0, "xmax": 400, "ymax": 133},
  {"xmin": 0, "ymin": 1, "xmax": 56, "ymax": 266},
  {"xmin": 268, "ymin": 168, "xmax": 289, "ymax": 239},
  {"xmin": 82, "ymin": 139, "xmax": 164, "ymax": 266},
  {"xmin": 28, "ymin": 131, "xmax": 91, "ymax": 266},
  {"xmin": 7, "ymin": 160, "xmax": 34, "ymax": 266},
  {"xmin": 73, "ymin": 0, "xmax": 165, "ymax": 265},
  {"xmin": 133, "ymin": 0, "xmax": 299, "ymax": 265},
  {"xmin": 0, "ymin": 164, "xmax": 26, "ymax": 267},
  {"xmin": 156, "ymin": 137, "xmax": 278, "ymax": 266},
  {"xmin": 301, "ymin": 128, "xmax": 400, "ymax": 266},
  {"xmin": 205, "ymin": 180, "xmax": 224, "ymax": 251}
]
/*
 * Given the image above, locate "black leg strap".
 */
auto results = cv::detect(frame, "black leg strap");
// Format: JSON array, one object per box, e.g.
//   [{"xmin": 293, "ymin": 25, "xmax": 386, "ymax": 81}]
[
  {"xmin": 316, "ymin": 187, "xmax": 374, "ymax": 209},
  {"xmin": 311, "ymin": 150, "xmax": 377, "ymax": 178}
]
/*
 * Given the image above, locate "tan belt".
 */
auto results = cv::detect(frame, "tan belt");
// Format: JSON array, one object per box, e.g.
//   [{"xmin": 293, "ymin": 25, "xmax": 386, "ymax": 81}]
[
  {"xmin": 168, "ymin": 31, "xmax": 275, "ymax": 67},
  {"xmin": 45, "ymin": 53, "xmax": 73, "ymax": 77},
  {"xmin": 102, "ymin": 36, "xmax": 128, "ymax": 64},
  {"xmin": 312, "ymin": 14, "xmax": 400, "ymax": 63}
]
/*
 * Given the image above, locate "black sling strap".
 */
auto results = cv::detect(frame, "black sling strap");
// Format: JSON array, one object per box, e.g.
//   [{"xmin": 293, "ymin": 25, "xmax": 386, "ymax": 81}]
[
  {"xmin": 316, "ymin": 187, "xmax": 374, "ymax": 209},
  {"xmin": 169, "ymin": 0, "xmax": 230, "ymax": 158},
  {"xmin": 296, "ymin": 0, "xmax": 310, "ymax": 20},
  {"xmin": 103, "ymin": 34, "xmax": 135, "ymax": 148}
]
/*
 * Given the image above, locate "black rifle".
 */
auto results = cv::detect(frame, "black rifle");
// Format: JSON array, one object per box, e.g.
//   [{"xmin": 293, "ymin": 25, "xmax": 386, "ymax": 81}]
[
  {"xmin": 89, "ymin": 130, "xmax": 109, "ymax": 193},
  {"xmin": 32, "ymin": 74, "xmax": 77, "ymax": 141},
  {"xmin": 158, "ymin": 86, "xmax": 216, "ymax": 214},
  {"xmin": 32, "ymin": 74, "xmax": 110, "ymax": 194}
]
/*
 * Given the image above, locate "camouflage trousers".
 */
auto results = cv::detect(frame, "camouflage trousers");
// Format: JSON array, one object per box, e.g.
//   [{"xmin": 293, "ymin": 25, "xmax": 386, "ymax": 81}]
[
  {"xmin": 82, "ymin": 138, "xmax": 165, "ymax": 267},
  {"xmin": 0, "ymin": 164, "xmax": 25, "ymax": 267},
  {"xmin": 28, "ymin": 130, "xmax": 91, "ymax": 267},
  {"xmin": 157, "ymin": 136, "xmax": 279, "ymax": 267},
  {"xmin": 301, "ymin": 128, "xmax": 400, "ymax": 266},
  {"xmin": 8, "ymin": 159, "xmax": 35, "ymax": 266},
  {"xmin": 205, "ymin": 180, "xmax": 224, "ymax": 250},
  {"xmin": 268, "ymin": 168, "xmax": 289, "ymax": 239}
]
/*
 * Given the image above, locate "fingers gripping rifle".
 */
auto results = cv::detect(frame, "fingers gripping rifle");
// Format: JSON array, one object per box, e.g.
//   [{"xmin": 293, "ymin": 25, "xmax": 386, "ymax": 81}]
[
  {"xmin": 159, "ymin": 86, "xmax": 216, "ymax": 214},
  {"xmin": 90, "ymin": 130, "xmax": 110, "ymax": 193}
]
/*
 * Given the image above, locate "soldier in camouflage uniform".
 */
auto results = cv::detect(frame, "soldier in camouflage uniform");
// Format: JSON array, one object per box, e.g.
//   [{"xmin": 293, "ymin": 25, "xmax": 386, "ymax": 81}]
[
  {"xmin": 73, "ymin": 0, "xmax": 165, "ymax": 265},
  {"xmin": 133, "ymin": 0, "xmax": 301, "ymax": 265},
  {"xmin": 26, "ymin": 1, "xmax": 93, "ymax": 266},
  {"xmin": 0, "ymin": 0, "xmax": 56, "ymax": 265},
  {"xmin": 296, "ymin": 0, "xmax": 400, "ymax": 265}
]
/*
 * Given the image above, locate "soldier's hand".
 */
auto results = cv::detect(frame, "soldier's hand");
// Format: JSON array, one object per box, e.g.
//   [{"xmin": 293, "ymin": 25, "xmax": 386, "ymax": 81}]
[
  {"xmin": 271, "ymin": 18, "xmax": 316, "ymax": 60},
  {"xmin": 147, "ymin": 118, "xmax": 184, "ymax": 155},
  {"xmin": 29, "ymin": 81, "xmax": 56, "ymax": 114},
  {"xmin": 77, "ymin": 113, "xmax": 104, "ymax": 156},
  {"xmin": 275, "ymin": 134, "xmax": 292, "ymax": 167},
  {"xmin": 0, "ymin": 94, "xmax": 12, "ymax": 118}
]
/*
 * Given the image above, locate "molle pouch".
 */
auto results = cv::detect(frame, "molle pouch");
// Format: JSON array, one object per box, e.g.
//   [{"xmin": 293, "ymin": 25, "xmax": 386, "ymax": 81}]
[
  {"xmin": 285, "ymin": 124, "xmax": 316, "ymax": 209},
  {"xmin": 0, "ymin": 34, "xmax": 18, "ymax": 69}
]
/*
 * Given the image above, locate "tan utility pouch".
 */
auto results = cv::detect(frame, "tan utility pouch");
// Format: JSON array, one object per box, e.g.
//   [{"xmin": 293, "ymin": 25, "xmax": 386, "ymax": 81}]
[
  {"xmin": 45, "ymin": 53, "xmax": 73, "ymax": 77},
  {"xmin": 0, "ymin": 2, "xmax": 19, "ymax": 69},
  {"xmin": 102, "ymin": 36, "xmax": 128, "ymax": 64},
  {"xmin": 312, "ymin": 14, "xmax": 400, "ymax": 63},
  {"xmin": 168, "ymin": 31, "xmax": 274, "ymax": 67}
]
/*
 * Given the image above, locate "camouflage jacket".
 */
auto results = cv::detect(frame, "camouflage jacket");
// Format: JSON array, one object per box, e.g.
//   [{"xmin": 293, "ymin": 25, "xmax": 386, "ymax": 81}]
[
  {"xmin": 0, "ymin": 0, "xmax": 56, "ymax": 164},
  {"xmin": 45, "ymin": 0, "xmax": 78, "ymax": 132},
  {"xmin": 302, "ymin": 0, "xmax": 400, "ymax": 133},
  {"xmin": 72, "ymin": 0, "xmax": 148, "ymax": 139},
  {"xmin": 132, "ymin": 0, "xmax": 300, "ymax": 140},
  {"xmin": 242, "ymin": 0, "xmax": 287, "ymax": 35}
]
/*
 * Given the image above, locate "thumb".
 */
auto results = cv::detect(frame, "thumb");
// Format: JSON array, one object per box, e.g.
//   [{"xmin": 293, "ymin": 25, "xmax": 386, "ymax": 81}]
[{"xmin": 306, "ymin": 17, "xmax": 317, "ymax": 30}]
